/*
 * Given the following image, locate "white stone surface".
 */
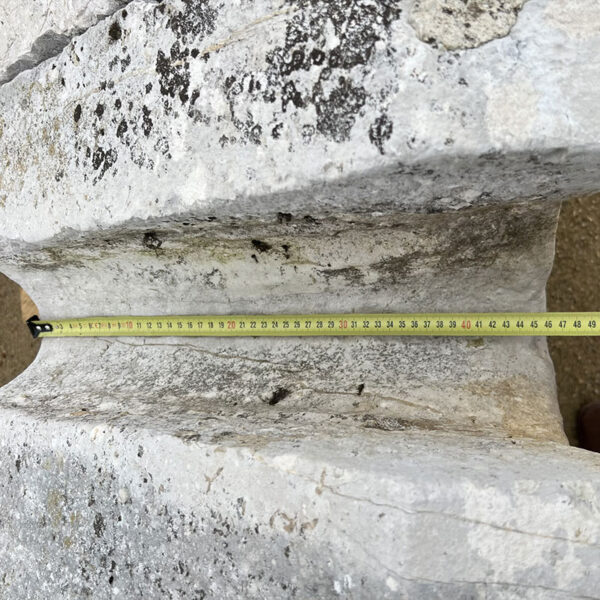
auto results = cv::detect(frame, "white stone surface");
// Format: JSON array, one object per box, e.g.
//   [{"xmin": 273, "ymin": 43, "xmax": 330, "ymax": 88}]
[
  {"xmin": 0, "ymin": 0, "xmax": 132, "ymax": 84},
  {"xmin": 1, "ymin": 0, "xmax": 600, "ymax": 597},
  {"xmin": 408, "ymin": 0, "xmax": 527, "ymax": 50},
  {"xmin": 0, "ymin": 0, "xmax": 599, "ymax": 244},
  {"xmin": 0, "ymin": 409, "xmax": 597, "ymax": 598}
]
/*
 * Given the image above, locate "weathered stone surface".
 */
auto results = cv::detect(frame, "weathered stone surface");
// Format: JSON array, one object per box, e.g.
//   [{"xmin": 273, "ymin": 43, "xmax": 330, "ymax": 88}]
[
  {"xmin": 0, "ymin": 0, "xmax": 600, "ymax": 243},
  {"xmin": 1, "ymin": 0, "xmax": 600, "ymax": 597},
  {"xmin": 0, "ymin": 0, "xmax": 133, "ymax": 84},
  {"xmin": 0, "ymin": 200, "xmax": 567, "ymax": 443},
  {"xmin": 0, "ymin": 410, "xmax": 598, "ymax": 599},
  {"xmin": 408, "ymin": 0, "xmax": 527, "ymax": 50}
]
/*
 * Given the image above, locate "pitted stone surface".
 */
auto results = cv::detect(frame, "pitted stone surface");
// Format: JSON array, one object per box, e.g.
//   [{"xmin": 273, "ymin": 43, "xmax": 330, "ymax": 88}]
[
  {"xmin": 1, "ymin": 1, "xmax": 600, "ymax": 597},
  {"xmin": 0, "ymin": 0, "xmax": 600, "ymax": 243},
  {"xmin": 0, "ymin": 411, "xmax": 598, "ymax": 599},
  {"xmin": 408, "ymin": 0, "xmax": 527, "ymax": 50},
  {"xmin": 0, "ymin": 0, "xmax": 136, "ymax": 84}
]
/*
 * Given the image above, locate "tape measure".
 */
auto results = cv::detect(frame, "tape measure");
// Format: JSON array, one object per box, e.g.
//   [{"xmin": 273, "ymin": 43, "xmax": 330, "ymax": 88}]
[{"xmin": 26, "ymin": 313, "xmax": 600, "ymax": 338}]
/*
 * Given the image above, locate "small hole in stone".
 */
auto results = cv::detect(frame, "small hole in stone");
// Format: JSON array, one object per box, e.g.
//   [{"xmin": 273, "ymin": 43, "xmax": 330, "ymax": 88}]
[{"xmin": 268, "ymin": 388, "xmax": 290, "ymax": 406}]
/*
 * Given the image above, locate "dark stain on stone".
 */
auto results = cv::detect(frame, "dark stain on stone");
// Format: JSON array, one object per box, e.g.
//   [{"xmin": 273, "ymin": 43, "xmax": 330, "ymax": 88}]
[
  {"xmin": 251, "ymin": 254, "xmax": 259, "ymax": 263},
  {"xmin": 320, "ymin": 265, "xmax": 364, "ymax": 285},
  {"xmin": 167, "ymin": 0, "xmax": 217, "ymax": 44},
  {"xmin": 362, "ymin": 414, "xmax": 409, "ymax": 431},
  {"xmin": 95, "ymin": 103, "xmax": 105, "ymax": 119},
  {"xmin": 142, "ymin": 105, "xmax": 153, "ymax": 136},
  {"xmin": 268, "ymin": 388, "xmax": 290, "ymax": 406},
  {"xmin": 372, "ymin": 255, "xmax": 414, "ymax": 282},
  {"xmin": 114, "ymin": 98, "xmax": 122, "ymax": 109},
  {"xmin": 91, "ymin": 147, "xmax": 118, "ymax": 181},
  {"xmin": 121, "ymin": 54, "xmax": 132, "ymax": 72},
  {"xmin": 253, "ymin": 0, "xmax": 402, "ymax": 142},
  {"xmin": 357, "ymin": 383, "xmax": 365, "ymax": 396},
  {"xmin": 272, "ymin": 123, "xmax": 284, "ymax": 138},
  {"xmin": 281, "ymin": 244, "xmax": 291, "ymax": 259},
  {"xmin": 369, "ymin": 114, "xmax": 393, "ymax": 154},
  {"xmin": 15, "ymin": 457, "xmax": 21, "ymax": 472},
  {"xmin": 74, "ymin": 104, "xmax": 82, "ymax": 123},
  {"xmin": 116, "ymin": 119, "xmax": 128, "ymax": 138},
  {"xmin": 251, "ymin": 239, "xmax": 272, "ymax": 253},
  {"xmin": 108, "ymin": 21, "xmax": 122, "ymax": 41},
  {"xmin": 191, "ymin": 48, "xmax": 200, "ymax": 58},
  {"xmin": 145, "ymin": 82, "xmax": 153, "ymax": 94},
  {"xmin": 156, "ymin": 42, "xmax": 191, "ymax": 105},
  {"xmin": 277, "ymin": 212, "xmax": 293, "ymax": 224},
  {"xmin": 143, "ymin": 231, "xmax": 163, "ymax": 250},
  {"xmin": 93, "ymin": 513, "xmax": 106, "ymax": 537},
  {"xmin": 313, "ymin": 76, "xmax": 366, "ymax": 142}
]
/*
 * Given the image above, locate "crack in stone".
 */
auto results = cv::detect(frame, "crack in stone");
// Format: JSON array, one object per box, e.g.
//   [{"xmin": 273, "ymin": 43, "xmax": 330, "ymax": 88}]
[
  {"xmin": 100, "ymin": 337, "xmax": 300, "ymax": 370},
  {"xmin": 270, "ymin": 466, "xmax": 600, "ymax": 550}
]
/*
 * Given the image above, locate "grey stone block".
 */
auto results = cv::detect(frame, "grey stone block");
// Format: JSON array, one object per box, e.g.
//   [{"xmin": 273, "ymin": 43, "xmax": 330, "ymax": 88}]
[{"xmin": 1, "ymin": 0, "xmax": 600, "ymax": 597}]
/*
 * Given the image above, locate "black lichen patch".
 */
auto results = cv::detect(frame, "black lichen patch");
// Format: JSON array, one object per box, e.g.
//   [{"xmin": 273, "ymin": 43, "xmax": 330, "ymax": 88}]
[
  {"xmin": 108, "ymin": 21, "xmax": 122, "ymax": 41},
  {"xmin": 74, "ymin": 104, "xmax": 82, "ymax": 123},
  {"xmin": 167, "ymin": 0, "xmax": 217, "ymax": 44},
  {"xmin": 272, "ymin": 123, "xmax": 284, "ymax": 138},
  {"xmin": 156, "ymin": 42, "xmax": 191, "ymax": 105},
  {"xmin": 267, "ymin": 388, "xmax": 290, "ymax": 405},
  {"xmin": 93, "ymin": 513, "xmax": 106, "ymax": 537},
  {"xmin": 143, "ymin": 231, "xmax": 163, "ymax": 250},
  {"xmin": 142, "ymin": 105, "xmax": 153, "ymax": 136},
  {"xmin": 153, "ymin": 0, "xmax": 217, "ymax": 110},
  {"xmin": 369, "ymin": 113, "xmax": 393, "ymax": 154},
  {"xmin": 357, "ymin": 383, "xmax": 365, "ymax": 396},
  {"xmin": 116, "ymin": 119, "xmax": 128, "ymax": 138},
  {"xmin": 91, "ymin": 147, "xmax": 118, "ymax": 181},
  {"xmin": 121, "ymin": 54, "xmax": 132, "ymax": 73},
  {"xmin": 313, "ymin": 76, "xmax": 366, "ymax": 142},
  {"xmin": 254, "ymin": 0, "xmax": 402, "ymax": 143},
  {"xmin": 251, "ymin": 239, "xmax": 272, "ymax": 253},
  {"xmin": 95, "ymin": 103, "xmax": 105, "ymax": 119}
]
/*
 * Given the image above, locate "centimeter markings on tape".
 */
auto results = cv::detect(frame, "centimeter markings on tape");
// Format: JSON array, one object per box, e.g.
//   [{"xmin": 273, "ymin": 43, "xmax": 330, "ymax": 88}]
[{"xmin": 27, "ymin": 313, "xmax": 600, "ymax": 338}]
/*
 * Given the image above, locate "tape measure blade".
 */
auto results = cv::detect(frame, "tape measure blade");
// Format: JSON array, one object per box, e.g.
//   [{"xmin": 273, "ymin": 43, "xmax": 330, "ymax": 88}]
[{"xmin": 30, "ymin": 312, "xmax": 600, "ymax": 338}]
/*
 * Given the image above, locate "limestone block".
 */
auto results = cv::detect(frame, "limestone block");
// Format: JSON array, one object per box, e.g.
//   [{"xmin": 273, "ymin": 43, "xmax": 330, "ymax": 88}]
[
  {"xmin": 0, "ymin": 0, "xmax": 600, "ymax": 243},
  {"xmin": 0, "ymin": 0, "xmax": 600, "ymax": 597},
  {"xmin": 0, "ymin": 411, "xmax": 599, "ymax": 598},
  {"xmin": 0, "ymin": 0, "xmax": 133, "ymax": 84}
]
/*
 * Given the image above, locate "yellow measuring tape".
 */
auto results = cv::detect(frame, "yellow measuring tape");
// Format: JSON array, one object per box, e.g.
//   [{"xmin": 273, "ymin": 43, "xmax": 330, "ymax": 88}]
[{"xmin": 27, "ymin": 313, "xmax": 600, "ymax": 338}]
